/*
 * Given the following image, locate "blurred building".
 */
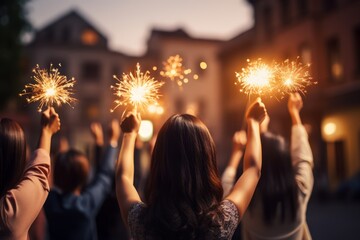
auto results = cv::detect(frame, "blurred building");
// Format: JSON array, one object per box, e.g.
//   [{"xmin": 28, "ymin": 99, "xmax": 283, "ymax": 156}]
[
  {"xmin": 25, "ymin": 10, "xmax": 226, "ymax": 163},
  {"xmin": 219, "ymin": 0, "xmax": 360, "ymax": 190}
]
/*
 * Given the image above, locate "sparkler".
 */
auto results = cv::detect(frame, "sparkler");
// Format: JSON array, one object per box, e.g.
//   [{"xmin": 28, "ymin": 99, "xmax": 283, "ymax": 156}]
[
  {"xmin": 235, "ymin": 57, "xmax": 316, "ymax": 99},
  {"xmin": 160, "ymin": 55, "xmax": 192, "ymax": 87},
  {"xmin": 111, "ymin": 63, "xmax": 164, "ymax": 113},
  {"xmin": 19, "ymin": 64, "xmax": 76, "ymax": 112},
  {"xmin": 275, "ymin": 57, "xmax": 316, "ymax": 98},
  {"xmin": 235, "ymin": 58, "xmax": 276, "ymax": 96}
]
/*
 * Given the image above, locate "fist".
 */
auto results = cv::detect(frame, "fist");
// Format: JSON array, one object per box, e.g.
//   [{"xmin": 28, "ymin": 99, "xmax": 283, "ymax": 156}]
[
  {"xmin": 41, "ymin": 107, "xmax": 61, "ymax": 134},
  {"xmin": 246, "ymin": 98, "xmax": 267, "ymax": 123},
  {"xmin": 120, "ymin": 112, "xmax": 141, "ymax": 133}
]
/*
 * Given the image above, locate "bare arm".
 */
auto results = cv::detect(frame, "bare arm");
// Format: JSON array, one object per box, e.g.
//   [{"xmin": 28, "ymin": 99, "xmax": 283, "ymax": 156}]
[
  {"xmin": 226, "ymin": 99, "xmax": 266, "ymax": 220},
  {"xmin": 38, "ymin": 107, "xmax": 61, "ymax": 153},
  {"xmin": 221, "ymin": 131, "xmax": 247, "ymax": 197},
  {"xmin": 116, "ymin": 112, "xmax": 142, "ymax": 225}
]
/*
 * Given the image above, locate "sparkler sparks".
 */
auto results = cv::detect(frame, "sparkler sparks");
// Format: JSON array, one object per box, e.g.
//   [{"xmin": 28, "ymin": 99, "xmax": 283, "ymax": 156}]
[
  {"xmin": 160, "ymin": 55, "xmax": 192, "ymax": 87},
  {"xmin": 235, "ymin": 59, "xmax": 276, "ymax": 96},
  {"xmin": 275, "ymin": 57, "xmax": 316, "ymax": 98},
  {"xmin": 235, "ymin": 58, "xmax": 316, "ymax": 99},
  {"xmin": 111, "ymin": 63, "xmax": 164, "ymax": 113},
  {"xmin": 19, "ymin": 64, "xmax": 76, "ymax": 112}
]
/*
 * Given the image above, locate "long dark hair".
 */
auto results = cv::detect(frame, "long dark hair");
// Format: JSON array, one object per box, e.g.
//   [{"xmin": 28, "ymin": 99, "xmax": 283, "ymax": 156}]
[
  {"xmin": 0, "ymin": 118, "xmax": 27, "ymax": 197},
  {"xmin": 144, "ymin": 114, "xmax": 223, "ymax": 239},
  {"xmin": 249, "ymin": 132, "xmax": 299, "ymax": 224}
]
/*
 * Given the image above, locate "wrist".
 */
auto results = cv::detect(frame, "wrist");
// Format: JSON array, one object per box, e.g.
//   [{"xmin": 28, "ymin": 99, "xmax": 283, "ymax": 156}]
[{"xmin": 41, "ymin": 127, "xmax": 52, "ymax": 137}]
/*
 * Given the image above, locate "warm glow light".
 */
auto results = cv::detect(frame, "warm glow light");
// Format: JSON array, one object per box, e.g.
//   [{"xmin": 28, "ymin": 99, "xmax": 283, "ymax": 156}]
[
  {"xmin": 138, "ymin": 120, "xmax": 153, "ymax": 142},
  {"xmin": 324, "ymin": 122, "xmax": 336, "ymax": 136},
  {"xmin": 193, "ymin": 74, "xmax": 199, "ymax": 80},
  {"xmin": 200, "ymin": 62, "xmax": 207, "ymax": 70},
  {"xmin": 161, "ymin": 55, "xmax": 192, "ymax": 87},
  {"xmin": 45, "ymin": 88, "xmax": 56, "ymax": 97},
  {"xmin": 19, "ymin": 64, "xmax": 76, "ymax": 111},
  {"xmin": 152, "ymin": 66, "xmax": 157, "ymax": 71},
  {"xmin": 284, "ymin": 78, "xmax": 292, "ymax": 86},
  {"xmin": 111, "ymin": 63, "xmax": 164, "ymax": 113}
]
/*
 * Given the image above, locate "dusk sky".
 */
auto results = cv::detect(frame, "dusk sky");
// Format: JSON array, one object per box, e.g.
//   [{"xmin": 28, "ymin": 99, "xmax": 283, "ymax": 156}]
[{"xmin": 27, "ymin": 0, "xmax": 254, "ymax": 55}]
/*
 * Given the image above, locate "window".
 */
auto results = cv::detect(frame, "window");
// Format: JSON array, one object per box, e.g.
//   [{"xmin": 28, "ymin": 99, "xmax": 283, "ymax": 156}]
[
  {"xmin": 299, "ymin": 43, "xmax": 312, "ymax": 65},
  {"xmin": 263, "ymin": 6, "xmax": 273, "ymax": 40},
  {"xmin": 353, "ymin": 25, "xmax": 360, "ymax": 76},
  {"xmin": 81, "ymin": 29, "xmax": 99, "ymax": 46},
  {"xmin": 297, "ymin": 0, "xmax": 308, "ymax": 18},
  {"xmin": 81, "ymin": 97, "xmax": 100, "ymax": 121},
  {"xmin": 280, "ymin": 0, "xmax": 291, "ymax": 26},
  {"xmin": 326, "ymin": 37, "xmax": 343, "ymax": 82},
  {"xmin": 81, "ymin": 62, "xmax": 101, "ymax": 81}
]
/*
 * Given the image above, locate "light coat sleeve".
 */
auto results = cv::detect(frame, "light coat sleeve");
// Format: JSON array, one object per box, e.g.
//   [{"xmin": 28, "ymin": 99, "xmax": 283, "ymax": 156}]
[
  {"xmin": 0, "ymin": 149, "xmax": 50, "ymax": 238},
  {"xmin": 291, "ymin": 125, "xmax": 314, "ymax": 197}
]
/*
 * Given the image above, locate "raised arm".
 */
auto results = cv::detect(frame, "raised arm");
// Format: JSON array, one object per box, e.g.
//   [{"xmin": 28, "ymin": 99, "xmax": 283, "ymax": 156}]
[
  {"xmin": 288, "ymin": 93, "xmax": 314, "ymax": 195},
  {"xmin": 38, "ymin": 107, "xmax": 61, "ymax": 153},
  {"xmin": 116, "ymin": 112, "xmax": 142, "ymax": 225},
  {"xmin": 1, "ymin": 108, "xmax": 60, "ymax": 237},
  {"xmin": 226, "ymin": 99, "xmax": 266, "ymax": 219},
  {"xmin": 221, "ymin": 130, "xmax": 247, "ymax": 197},
  {"xmin": 82, "ymin": 119, "xmax": 120, "ymax": 213}
]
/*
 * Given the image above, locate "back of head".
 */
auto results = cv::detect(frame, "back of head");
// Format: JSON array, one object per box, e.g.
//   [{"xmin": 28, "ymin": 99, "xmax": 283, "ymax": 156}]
[
  {"xmin": 0, "ymin": 118, "xmax": 27, "ymax": 197},
  {"xmin": 144, "ymin": 114, "xmax": 223, "ymax": 239},
  {"xmin": 250, "ymin": 132, "xmax": 298, "ymax": 224},
  {"xmin": 54, "ymin": 149, "xmax": 89, "ymax": 194}
]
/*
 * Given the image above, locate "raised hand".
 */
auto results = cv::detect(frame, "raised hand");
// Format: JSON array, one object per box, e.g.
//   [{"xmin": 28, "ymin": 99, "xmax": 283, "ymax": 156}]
[
  {"xmin": 232, "ymin": 130, "xmax": 247, "ymax": 151},
  {"xmin": 246, "ymin": 98, "xmax": 267, "ymax": 124},
  {"xmin": 41, "ymin": 107, "xmax": 60, "ymax": 135},
  {"xmin": 109, "ymin": 119, "xmax": 120, "ymax": 146},
  {"xmin": 120, "ymin": 112, "xmax": 141, "ymax": 134},
  {"xmin": 90, "ymin": 122, "xmax": 104, "ymax": 146},
  {"xmin": 288, "ymin": 93, "xmax": 303, "ymax": 125}
]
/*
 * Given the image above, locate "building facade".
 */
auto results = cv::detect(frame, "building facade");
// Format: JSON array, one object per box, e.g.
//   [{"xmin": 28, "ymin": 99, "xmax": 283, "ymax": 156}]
[{"xmin": 220, "ymin": 0, "xmax": 360, "ymax": 190}]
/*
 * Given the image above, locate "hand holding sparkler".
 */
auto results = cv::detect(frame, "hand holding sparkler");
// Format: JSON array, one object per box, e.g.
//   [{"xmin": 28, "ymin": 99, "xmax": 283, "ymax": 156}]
[
  {"xmin": 120, "ymin": 111, "xmax": 141, "ymax": 134},
  {"xmin": 39, "ymin": 107, "xmax": 61, "ymax": 153},
  {"xmin": 288, "ymin": 92, "xmax": 303, "ymax": 125},
  {"xmin": 20, "ymin": 64, "xmax": 76, "ymax": 112},
  {"xmin": 111, "ymin": 63, "xmax": 164, "ymax": 114},
  {"xmin": 246, "ymin": 98, "xmax": 267, "ymax": 124}
]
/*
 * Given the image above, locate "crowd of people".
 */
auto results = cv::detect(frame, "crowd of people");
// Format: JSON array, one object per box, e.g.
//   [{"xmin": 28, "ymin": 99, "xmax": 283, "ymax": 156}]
[{"xmin": 0, "ymin": 93, "xmax": 314, "ymax": 240}]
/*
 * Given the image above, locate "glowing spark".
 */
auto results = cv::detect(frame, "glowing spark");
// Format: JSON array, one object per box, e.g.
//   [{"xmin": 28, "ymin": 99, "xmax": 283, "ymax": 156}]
[
  {"xmin": 275, "ymin": 57, "xmax": 316, "ymax": 97},
  {"xmin": 19, "ymin": 64, "xmax": 76, "ymax": 112},
  {"xmin": 235, "ymin": 59, "xmax": 276, "ymax": 96},
  {"xmin": 111, "ymin": 63, "xmax": 164, "ymax": 113},
  {"xmin": 160, "ymin": 55, "xmax": 192, "ymax": 87}
]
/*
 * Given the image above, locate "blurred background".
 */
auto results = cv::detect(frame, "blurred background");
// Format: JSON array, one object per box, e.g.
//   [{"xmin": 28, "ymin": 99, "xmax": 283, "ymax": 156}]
[{"xmin": 1, "ymin": 0, "xmax": 360, "ymax": 239}]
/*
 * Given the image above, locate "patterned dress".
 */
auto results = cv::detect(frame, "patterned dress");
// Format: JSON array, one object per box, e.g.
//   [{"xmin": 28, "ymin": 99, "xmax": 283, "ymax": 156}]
[{"xmin": 128, "ymin": 199, "xmax": 240, "ymax": 240}]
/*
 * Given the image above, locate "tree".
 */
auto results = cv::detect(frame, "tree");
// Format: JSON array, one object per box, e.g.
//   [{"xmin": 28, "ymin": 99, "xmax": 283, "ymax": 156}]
[{"xmin": 0, "ymin": 0, "xmax": 31, "ymax": 110}]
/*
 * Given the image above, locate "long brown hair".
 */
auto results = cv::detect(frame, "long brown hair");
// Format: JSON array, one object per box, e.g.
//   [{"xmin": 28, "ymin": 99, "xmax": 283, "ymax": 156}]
[
  {"xmin": 144, "ymin": 114, "xmax": 223, "ymax": 239},
  {"xmin": 0, "ymin": 118, "xmax": 27, "ymax": 197},
  {"xmin": 249, "ymin": 132, "xmax": 299, "ymax": 224}
]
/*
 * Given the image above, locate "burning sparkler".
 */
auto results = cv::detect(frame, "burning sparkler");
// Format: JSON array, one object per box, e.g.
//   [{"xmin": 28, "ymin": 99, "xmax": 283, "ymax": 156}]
[
  {"xmin": 275, "ymin": 57, "xmax": 315, "ymax": 98},
  {"xmin": 235, "ymin": 57, "xmax": 316, "ymax": 99},
  {"xmin": 111, "ymin": 63, "xmax": 164, "ymax": 113},
  {"xmin": 160, "ymin": 55, "xmax": 192, "ymax": 87},
  {"xmin": 19, "ymin": 64, "xmax": 76, "ymax": 112},
  {"xmin": 235, "ymin": 58, "xmax": 276, "ymax": 96}
]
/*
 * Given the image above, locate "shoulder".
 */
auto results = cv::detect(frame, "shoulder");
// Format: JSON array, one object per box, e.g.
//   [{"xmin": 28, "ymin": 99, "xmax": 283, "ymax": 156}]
[
  {"xmin": 128, "ymin": 202, "xmax": 146, "ymax": 238},
  {"xmin": 128, "ymin": 202, "xmax": 146, "ymax": 223},
  {"xmin": 219, "ymin": 199, "xmax": 240, "ymax": 222}
]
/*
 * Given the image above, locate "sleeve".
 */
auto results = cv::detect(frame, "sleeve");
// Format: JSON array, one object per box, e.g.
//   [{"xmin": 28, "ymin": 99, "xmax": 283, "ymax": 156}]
[
  {"xmin": 221, "ymin": 167, "xmax": 237, "ymax": 198},
  {"xmin": 291, "ymin": 125, "xmax": 314, "ymax": 196},
  {"xmin": 219, "ymin": 200, "xmax": 240, "ymax": 238},
  {"xmin": 0, "ymin": 149, "xmax": 50, "ymax": 237},
  {"xmin": 128, "ymin": 202, "xmax": 145, "ymax": 235},
  {"xmin": 80, "ymin": 145, "xmax": 118, "ymax": 214}
]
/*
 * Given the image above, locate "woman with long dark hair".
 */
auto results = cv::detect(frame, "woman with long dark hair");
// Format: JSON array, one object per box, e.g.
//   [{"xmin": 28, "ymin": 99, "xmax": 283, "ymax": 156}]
[
  {"xmin": 241, "ymin": 93, "xmax": 314, "ymax": 239},
  {"xmin": 116, "ymin": 99, "xmax": 267, "ymax": 239},
  {"xmin": 0, "ymin": 107, "xmax": 60, "ymax": 240}
]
